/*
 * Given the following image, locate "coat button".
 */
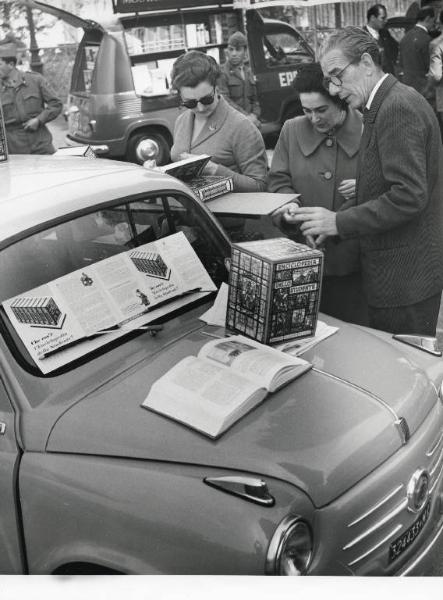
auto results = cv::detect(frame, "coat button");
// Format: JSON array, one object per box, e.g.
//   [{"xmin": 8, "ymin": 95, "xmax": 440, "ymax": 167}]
[
  {"xmin": 325, "ymin": 138, "xmax": 333, "ymax": 147},
  {"xmin": 324, "ymin": 171, "xmax": 333, "ymax": 180}
]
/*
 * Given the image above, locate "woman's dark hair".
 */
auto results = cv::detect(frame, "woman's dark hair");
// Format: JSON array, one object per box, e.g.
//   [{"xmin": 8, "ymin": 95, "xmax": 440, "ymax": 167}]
[
  {"xmin": 171, "ymin": 50, "xmax": 221, "ymax": 91},
  {"xmin": 291, "ymin": 62, "xmax": 348, "ymax": 110}
]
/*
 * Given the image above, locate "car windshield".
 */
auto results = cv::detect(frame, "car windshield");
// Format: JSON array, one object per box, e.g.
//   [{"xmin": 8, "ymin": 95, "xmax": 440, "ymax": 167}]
[{"xmin": 0, "ymin": 192, "xmax": 228, "ymax": 375}]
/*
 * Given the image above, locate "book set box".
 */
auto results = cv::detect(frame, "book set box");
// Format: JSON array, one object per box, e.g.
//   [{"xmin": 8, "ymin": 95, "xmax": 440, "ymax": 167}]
[
  {"xmin": 159, "ymin": 154, "xmax": 233, "ymax": 202},
  {"xmin": 226, "ymin": 238, "xmax": 324, "ymax": 345}
]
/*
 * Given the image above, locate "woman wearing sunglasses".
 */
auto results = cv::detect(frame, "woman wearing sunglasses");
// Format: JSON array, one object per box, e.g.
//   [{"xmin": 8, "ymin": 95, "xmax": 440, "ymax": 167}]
[
  {"xmin": 269, "ymin": 63, "xmax": 367, "ymax": 325},
  {"xmin": 170, "ymin": 51, "xmax": 268, "ymax": 192}
]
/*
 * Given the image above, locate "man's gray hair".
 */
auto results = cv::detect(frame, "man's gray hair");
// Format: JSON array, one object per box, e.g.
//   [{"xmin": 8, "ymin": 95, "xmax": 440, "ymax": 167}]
[{"xmin": 319, "ymin": 26, "xmax": 382, "ymax": 66}]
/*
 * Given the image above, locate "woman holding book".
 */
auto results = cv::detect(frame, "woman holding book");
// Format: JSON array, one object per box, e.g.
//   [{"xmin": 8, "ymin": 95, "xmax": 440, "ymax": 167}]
[
  {"xmin": 268, "ymin": 63, "xmax": 367, "ymax": 325},
  {"xmin": 170, "ymin": 51, "xmax": 268, "ymax": 193}
]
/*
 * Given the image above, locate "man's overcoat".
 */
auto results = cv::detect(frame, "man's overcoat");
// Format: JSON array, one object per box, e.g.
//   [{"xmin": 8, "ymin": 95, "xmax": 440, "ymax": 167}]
[{"xmin": 336, "ymin": 75, "xmax": 443, "ymax": 308}]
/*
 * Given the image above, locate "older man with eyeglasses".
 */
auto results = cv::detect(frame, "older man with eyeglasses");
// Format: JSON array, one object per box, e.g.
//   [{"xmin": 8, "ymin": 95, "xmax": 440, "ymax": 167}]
[{"xmin": 286, "ymin": 26, "xmax": 443, "ymax": 336}]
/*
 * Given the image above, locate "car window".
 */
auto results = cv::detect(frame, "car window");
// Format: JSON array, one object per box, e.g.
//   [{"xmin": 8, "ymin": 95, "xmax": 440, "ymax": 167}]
[{"xmin": 0, "ymin": 192, "xmax": 228, "ymax": 374}]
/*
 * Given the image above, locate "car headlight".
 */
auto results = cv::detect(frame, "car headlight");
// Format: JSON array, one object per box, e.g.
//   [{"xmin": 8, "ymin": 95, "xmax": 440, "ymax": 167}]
[{"xmin": 266, "ymin": 516, "xmax": 313, "ymax": 575}]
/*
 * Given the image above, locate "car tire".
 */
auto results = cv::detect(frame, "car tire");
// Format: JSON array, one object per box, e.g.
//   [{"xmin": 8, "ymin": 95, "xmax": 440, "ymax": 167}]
[{"xmin": 126, "ymin": 130, "xmax": 171, "ymax": 166}]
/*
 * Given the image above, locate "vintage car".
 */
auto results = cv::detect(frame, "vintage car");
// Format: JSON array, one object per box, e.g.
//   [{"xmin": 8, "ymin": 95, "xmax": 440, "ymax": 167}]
[{"xmin": 0, "ymin": 155, "xmax": 442, "ymax": 576}]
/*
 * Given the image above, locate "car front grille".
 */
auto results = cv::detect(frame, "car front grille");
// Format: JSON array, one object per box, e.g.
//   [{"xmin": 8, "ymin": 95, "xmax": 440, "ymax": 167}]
[{"xmin": 342, "ymin": 426, "xmax": 443, "ymax": 571}]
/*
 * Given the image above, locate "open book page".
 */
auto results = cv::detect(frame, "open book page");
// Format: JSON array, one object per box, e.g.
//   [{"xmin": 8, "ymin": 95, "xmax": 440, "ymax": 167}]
[
  {"xmin": 198, "ymin": 335, "xmax": 311, "ymax": 393},
  {"xmin": 158, "ymin": 155, "xmax": 210, "ymax": 181},
  {"xmin": 143, "ymin": 355, "xmax": 266, "ymax": 438},
  {"xmin": 2, "ymin": 232, "xmax": 215, "ymax": 374},
  {"xmin": 275, "ymin": 321, "xmax": 338, "ymax": 356}
]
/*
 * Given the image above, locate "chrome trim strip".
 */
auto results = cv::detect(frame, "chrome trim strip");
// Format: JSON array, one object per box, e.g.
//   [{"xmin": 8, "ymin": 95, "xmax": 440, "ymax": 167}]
[
  {"xmin": 347, "ymin": 525, "xmax": 403, "ymax": 567},
  {"xmin": 343, "ymin": 499, "xmax": 408, "ymax": 550},
  {"xmin": 426, "ymin": 431, "xmax": 443, "ymax": 457},
  {"xmin": 429, "ymin": 446, "xmax": 443, "ymax": 478},
  {"xmin": 429, "ymin": 460, "xmax": 443, "ymax": 494},
  {"xmin": 399, "ymin": 519, "xmax": 443, "ymax": 575},
  {"xmin": 311, "ymin": 368, "xmax": 399, "ymax": 420},
  {"xmin": 348, "ymin": 484, "xmax": 404, "ymax": 527}
]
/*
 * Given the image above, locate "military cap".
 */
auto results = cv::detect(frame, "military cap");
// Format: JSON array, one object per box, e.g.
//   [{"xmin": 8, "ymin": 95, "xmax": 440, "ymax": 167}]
[
  {"xmin": 0, "ymin": 43, "xmax": 17, "ymax": 59},
  {"xmin": 227, "ymin": 31, "xmax": 247, "ymax": 48}
]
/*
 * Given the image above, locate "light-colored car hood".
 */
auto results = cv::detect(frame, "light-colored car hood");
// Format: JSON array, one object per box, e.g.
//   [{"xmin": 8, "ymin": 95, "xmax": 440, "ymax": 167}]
[{"xmin": 44, "ymin": 315, "xmax": 440, "ymax": 508}]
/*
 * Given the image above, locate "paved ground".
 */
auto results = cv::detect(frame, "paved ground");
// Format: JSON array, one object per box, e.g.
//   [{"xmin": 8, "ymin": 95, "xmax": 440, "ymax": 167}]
[{"xmin": 48, "ymin": 116, "xmax": 443, "ymax": 347}]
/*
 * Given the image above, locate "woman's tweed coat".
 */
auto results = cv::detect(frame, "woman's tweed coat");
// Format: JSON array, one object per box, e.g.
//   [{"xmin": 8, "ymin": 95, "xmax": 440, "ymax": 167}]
[{"xmin": 170, "ymin": 95, "xmax": 267, "ymax": 193}]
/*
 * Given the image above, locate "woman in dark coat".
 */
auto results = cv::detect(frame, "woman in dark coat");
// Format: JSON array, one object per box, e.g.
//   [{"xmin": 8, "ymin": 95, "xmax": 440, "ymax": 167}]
[{"xmin": 269, "ymin": 63, "xmax": 367, "ymax": 325}]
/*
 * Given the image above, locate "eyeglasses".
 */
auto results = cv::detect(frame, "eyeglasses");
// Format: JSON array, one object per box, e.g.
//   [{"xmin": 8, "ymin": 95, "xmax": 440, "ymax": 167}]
[
  {"xmin": 322, "ymin": 61, "xmax": 356, "ymax": 89},
  {"xmin": 180, "ymin": 88, "xmax": 216, "ymax": 109}
]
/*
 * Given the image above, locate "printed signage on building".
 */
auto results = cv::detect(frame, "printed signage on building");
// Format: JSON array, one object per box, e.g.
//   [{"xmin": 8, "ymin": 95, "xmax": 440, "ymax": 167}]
[
  {"xmin": 233, "ymin": 0, "xmax": 364, "ymax": 7},
  {"xmin": 0, "ymin": 102, "xmax": 8, "ymax": 162},
  {"xmin": 113, "ymin": 0, "xmax": 233, "ymax": 13}
]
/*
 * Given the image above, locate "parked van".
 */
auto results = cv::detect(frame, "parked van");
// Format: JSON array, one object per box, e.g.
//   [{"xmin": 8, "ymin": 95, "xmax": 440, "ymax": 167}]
[{"xmin": 31, "ymin": 0, "xmax": 314, "ymax": 164}]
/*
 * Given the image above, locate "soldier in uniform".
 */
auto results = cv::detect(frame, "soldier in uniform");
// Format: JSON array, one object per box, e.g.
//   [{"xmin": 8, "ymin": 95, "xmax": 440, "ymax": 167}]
[
  {"xmin": 0, "ymin": 43, "xmax": 62, "ymax": 154},
  {"xmin": 218, "ymin": 31, "xmax": 261, "ymax": 129}
]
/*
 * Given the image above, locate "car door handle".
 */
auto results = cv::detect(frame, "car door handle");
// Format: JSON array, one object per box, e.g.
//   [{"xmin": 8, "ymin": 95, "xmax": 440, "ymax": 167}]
[{"xmin": 0, "ymin": 422, "xmax": 6, "ymax": 435}]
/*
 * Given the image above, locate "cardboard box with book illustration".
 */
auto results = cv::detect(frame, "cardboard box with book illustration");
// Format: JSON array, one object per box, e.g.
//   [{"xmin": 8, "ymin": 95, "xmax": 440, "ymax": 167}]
[
  {"xmin": 226, "ymin": 238, "xmax": 324, "ymax": 344},
  {"xmin": 142, "ymin": 334, "xmax": 311, "ymax": 438},
  {"xmin": 159, "ymin": 154, "xmax": 233, "ymax": 201}
]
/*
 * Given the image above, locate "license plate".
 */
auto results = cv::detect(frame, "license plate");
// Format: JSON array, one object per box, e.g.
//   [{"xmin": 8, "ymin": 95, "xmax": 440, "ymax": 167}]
[{"xmin": 389, "ymin": 500, "xmax": 431, "ymax": 562}]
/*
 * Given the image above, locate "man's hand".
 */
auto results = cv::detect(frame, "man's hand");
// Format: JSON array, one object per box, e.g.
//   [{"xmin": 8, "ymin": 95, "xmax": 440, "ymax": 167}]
[
  {"xmin": 288, "ymin": 206, "xmax": 338, "ymax": 239},
  {"xmin": 23, "ymin": 117, "xmax": 40, "ymax": 131},
  {"xmin": 271, "ymin": 201, "xmax": 300, "ymax": 229}
]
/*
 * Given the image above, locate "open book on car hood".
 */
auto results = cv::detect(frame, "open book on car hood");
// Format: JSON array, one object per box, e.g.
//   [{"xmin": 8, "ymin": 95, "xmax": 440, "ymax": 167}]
[{"xmin": 42, "ymin": 316, "xmax": 440, "ymax": 507}]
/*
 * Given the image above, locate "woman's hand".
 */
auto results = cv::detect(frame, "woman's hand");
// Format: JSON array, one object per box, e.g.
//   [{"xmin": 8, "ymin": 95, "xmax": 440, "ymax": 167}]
[
  {"xmin": 201, "ymin": 160, "xmax": 219, "ymax": 175},
  {"xmin": 337, "ymin": 178, "xmax": 356, "ymax": 201},
  {"xmin": 179, "ymin": 153, "xmax": 218, "ymax": 175}
]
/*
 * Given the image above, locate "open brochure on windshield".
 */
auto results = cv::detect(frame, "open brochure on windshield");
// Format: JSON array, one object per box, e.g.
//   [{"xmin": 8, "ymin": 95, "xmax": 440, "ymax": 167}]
[
  {"xmin": 142, "ymin": 335, "xmax": 311, "ymax": 439},
  {"xmin": 2, "ymin": 232, "xmax": 216, "ymax": 374}
]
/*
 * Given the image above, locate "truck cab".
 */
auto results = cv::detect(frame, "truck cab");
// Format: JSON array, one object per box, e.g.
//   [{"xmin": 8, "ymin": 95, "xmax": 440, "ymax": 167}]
[{"xmin": 29, "ymin": 1, "xmax": 314, "ymax": 164}]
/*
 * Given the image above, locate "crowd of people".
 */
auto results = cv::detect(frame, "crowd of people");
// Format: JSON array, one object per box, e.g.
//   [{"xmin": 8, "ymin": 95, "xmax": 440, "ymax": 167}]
[{"xmin": 1, "ymin": 3, "xmax": 442, "ymax": 339}]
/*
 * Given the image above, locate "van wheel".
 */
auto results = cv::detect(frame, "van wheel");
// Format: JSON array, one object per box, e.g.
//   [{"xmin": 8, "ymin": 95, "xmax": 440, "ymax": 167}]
[{"xmin": 127, "ymin": 131, "xmax": 170, "ymax": 166}]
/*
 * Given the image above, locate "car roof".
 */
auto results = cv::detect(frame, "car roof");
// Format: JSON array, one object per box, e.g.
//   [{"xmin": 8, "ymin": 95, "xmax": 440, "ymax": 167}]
[{"xmin": 0, "ymin": 155, "xmax": 190, "ymax": 246}]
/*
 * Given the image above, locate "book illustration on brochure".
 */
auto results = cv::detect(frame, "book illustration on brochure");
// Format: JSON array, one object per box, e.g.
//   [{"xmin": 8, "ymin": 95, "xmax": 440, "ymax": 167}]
[
  {"xmin": 142, "ymin": 334, "xmax": 312, "ymax": 439},
  {"xmin": 159, "ymin": 154, "xmax": 233, "ymax": 201}
]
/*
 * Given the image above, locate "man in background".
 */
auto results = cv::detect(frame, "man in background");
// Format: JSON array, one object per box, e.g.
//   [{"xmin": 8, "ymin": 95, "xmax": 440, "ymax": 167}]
[
  {"xmin": 399, "ymin": 5, "xmax": 436, "ymax": 94},
  {"xmin": 0, "ymin": 43, "xmax": 62, "ymax": 154},
  {"xmin": 363, "ymin": 4, "xmax": 398, "ymax": 74},
  {"xmin": 218, "ymin": 31, "xmax": 261, "ymax": 129}
]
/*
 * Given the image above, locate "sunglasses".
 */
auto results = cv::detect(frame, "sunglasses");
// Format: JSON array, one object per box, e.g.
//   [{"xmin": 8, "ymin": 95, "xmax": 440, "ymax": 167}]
[{"xmin": 180, "ymin": 88, "xmax": 216, "ymax": 109}]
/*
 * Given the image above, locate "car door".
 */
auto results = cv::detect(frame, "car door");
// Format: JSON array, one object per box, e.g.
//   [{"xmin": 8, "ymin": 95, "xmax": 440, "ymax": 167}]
[{"xmin": 0, "ymin": 376, "xmax": 25, "ymax": 573}]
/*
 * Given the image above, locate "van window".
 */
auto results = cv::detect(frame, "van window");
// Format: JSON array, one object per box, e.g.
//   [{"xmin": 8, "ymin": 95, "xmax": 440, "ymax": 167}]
[
  {"xmin": 123, "ymin": 11, "xmax": 237, "ymax": 96},
  {"xmin": 71, "ymin": 32, "xmax": 102, "ymax": 95},
  {"xmin": 263, "ymin": 32, "xmax": 312, "ymax": 67}
]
